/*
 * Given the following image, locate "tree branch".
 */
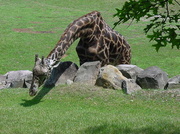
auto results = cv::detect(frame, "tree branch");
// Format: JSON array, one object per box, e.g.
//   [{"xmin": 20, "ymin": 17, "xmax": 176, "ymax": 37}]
[
  {"xmin": 164, "ymin": 0, "xmax": 170, "ymax": 23},
  {"xmin": 174, "ymin": 0, "xmax": 180, "ymax": 6},
  {"xmin": 127, "ymin": 18, "xmax": 134, "ymax": 28},
  {"xmin": 166, "ymin": 1, "xmax": 170, "ymax": 17}
]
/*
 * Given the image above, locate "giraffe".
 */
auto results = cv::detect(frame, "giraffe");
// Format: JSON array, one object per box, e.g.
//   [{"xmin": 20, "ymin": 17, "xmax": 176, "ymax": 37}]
[{"xmin": 29, "ymin": 11, "xmax": 131, "ymax": 96}]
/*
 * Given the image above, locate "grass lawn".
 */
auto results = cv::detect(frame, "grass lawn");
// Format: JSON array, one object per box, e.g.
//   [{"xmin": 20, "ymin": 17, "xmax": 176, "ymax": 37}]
[
  {"xmin": 0, "ymin": 84, "xmax": 180, "ymax": 134},
  {"xmin": 0, "ymin": 0, "xmax": 180, "ymax": 133},
  {"xmin": 0, "ymin": 0, "xmax": 179, "ymax": 77}
]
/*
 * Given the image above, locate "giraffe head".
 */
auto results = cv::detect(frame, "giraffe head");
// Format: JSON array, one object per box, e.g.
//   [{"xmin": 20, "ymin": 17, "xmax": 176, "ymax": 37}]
[{"xmin": 29, "ymin": 54, "xmax": 50, "ymax": 96}]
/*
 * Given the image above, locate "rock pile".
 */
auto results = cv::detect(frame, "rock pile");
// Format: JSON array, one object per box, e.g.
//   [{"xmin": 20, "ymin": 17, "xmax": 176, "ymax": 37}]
[
  {"xmin": 0, "ymin": 61, "xmax": 179, "ymax": 94},
  {"xmin": 0, "ymin": 70, "xmax": 32, "ymax": 89}
]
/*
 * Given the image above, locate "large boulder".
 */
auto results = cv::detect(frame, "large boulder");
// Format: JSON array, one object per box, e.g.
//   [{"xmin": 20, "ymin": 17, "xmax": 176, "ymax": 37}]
[
  {"xmin": 116, "ymin": 64, "xmax": 143, "ymax": 80},
  {"xmin": 45, "ymin": 61, "xmax": 78, "ymax": 87},
  {"xmin": 95, "ymin": 65, "xmax": 128, "ymax": 89},
  {"xmin": 136, "ymin": 66, "xmax": 168, "ymax": 89},
  {"xmin": 165, "ymin": 75, "xmax": 180, "ymax": 89},
  {"xmin": 74, "ymin": 61, "xmax": 101, "ymax": 85},
  {"xmin": 5, "ymin": 70, "xmax": 33, "ymax": 88}
]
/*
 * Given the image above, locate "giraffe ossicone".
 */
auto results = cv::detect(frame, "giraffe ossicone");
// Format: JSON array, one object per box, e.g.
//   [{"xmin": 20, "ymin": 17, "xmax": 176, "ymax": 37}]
[{"xmin": 29, "ymin": 11, "xmax": 131, "ymax": 96}]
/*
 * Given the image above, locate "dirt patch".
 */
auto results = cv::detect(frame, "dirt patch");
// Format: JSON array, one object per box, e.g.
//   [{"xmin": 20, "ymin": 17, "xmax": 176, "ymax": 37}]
[
  {"xmin": 13, "ymin": 28, "xmax": 55, "ymax": 34},
  {"xmin": 30, "ymin": 21, "xmax": 43, "ymax": 24},
  {"xmin": 13, "ymin": 28, "xmax": 32, "ymax": 33}
]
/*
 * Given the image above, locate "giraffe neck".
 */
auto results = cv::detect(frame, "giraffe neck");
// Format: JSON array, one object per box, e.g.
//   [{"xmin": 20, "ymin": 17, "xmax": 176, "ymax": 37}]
[{"xmin": 46, "ymin": 11, "xmax": 102, "ymax": 66}]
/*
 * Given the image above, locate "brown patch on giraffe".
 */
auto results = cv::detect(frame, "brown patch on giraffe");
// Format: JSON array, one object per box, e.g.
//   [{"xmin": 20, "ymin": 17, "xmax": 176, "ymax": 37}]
[{"xmin": 13, "ymin": 28, "xmax": 55, "ymax": 34}]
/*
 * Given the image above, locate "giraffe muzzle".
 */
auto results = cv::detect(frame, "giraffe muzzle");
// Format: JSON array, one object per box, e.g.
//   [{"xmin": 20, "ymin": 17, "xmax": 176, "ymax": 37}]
[{"xmin": 29, "ymin": 88, "xmax": 37, "ymax": 96}]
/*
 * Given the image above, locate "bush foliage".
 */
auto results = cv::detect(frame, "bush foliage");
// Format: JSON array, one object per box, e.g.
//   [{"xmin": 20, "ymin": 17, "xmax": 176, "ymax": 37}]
[{"xmin": 114, "ymin": 0, "xmax": 180, "ymax": 51}]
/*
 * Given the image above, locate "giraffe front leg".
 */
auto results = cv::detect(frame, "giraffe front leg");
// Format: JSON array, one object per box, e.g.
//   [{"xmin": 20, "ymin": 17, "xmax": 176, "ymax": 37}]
[{"xmin": 76, "ymin": 45, "xmax": 87, "ymax": 65}]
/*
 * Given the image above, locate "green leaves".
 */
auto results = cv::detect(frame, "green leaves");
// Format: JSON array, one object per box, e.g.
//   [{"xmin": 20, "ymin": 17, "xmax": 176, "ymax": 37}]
[{"xmin": 114, "ymin": 0, "xmax": 180, "ymax": 51}]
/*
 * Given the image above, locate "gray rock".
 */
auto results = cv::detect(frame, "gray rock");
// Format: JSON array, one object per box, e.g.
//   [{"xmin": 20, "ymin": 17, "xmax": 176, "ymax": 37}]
[
  {"xmin": 95, "ymin": 65, "xmax": 128, "ymax": 89},
  {"xmin": 10, "ymin": 80, "xmax": 25, "ymax": 88},
  {"xmin": 122, "ymin": 79, "xmax": 141, "ymax": 94},
  {"xmin": 165, "ymin": 75, "xmax": 180, "ymax": 89},
  {"xmin": 74, "ymin": 61, "xmax": 101, "ymax": 85},
  {"xmin": 0, "ymin": 75, "xmax": 6, "ymax": 81},
  {"xmin": 66, "ymin": 79, "xmax": 73, "ymax": 85},
  {"xmin": 116, "ymin": 64, "xmax": 143, "ymax": 80},
  {"xmin": 24, "ymin": 72, "xmax": 33, "ymax": 88},
  {"xmin": 136, "ymin": 66, "xmax": 168, "ymax": 89},
  {"xmin": 45, "ymin": 61, "xmax": 78, "ymax": 87},
  {"xmin": 5, "ymin": 70, "xmax": 33, "ymax": 88},
  {"xmin": 0, "ymin": 75, "xmax": 9, "ymax": 89},
  {"xmin": 0, "ymin": 82, "xmax": 11, "ymax": 90}
]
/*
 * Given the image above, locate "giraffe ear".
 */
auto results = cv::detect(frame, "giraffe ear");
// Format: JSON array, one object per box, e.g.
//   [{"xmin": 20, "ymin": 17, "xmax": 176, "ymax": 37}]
[
  {"xmin": 35, "ymin": 54, "xmax": 38, "ymax": 62},
  {"xmin": 41, "ymin": 56, "xmax": 44, "ymax": 65}
]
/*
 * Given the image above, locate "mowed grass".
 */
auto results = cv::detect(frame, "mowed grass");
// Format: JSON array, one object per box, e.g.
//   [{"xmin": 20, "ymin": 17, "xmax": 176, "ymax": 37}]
[
  {"xmin": 0, "ymin": 84, "xmax": 180, "ymax": 134},
  {"xmin": 0, "ymin": 0, "xmax": 179, "ymax": 77},
  {"xmin": 0, "ymin": 0, "xmax": 180, "ymax": 134}
]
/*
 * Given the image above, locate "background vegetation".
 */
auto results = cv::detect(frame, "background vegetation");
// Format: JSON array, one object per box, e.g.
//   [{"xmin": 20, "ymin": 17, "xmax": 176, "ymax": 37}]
[
  {"xmin": 114, "ymin": 0, "xmax": 180, "ymax": 50},
  {"xmin": 0, "ymin": 0, "xmax": 179, "ymax": 133}
]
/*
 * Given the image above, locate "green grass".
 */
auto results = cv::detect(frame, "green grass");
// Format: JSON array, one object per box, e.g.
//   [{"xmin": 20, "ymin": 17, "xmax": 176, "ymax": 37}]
[
  {"xmin": 0, "ymin": 84, "xmax": 179, "ymax": 134},
  {"xmin": 0, "ymin": 0, "xmax": 180, "ymax": 133},
  {"xmin": 0, "ymin": 0, "xmax": 179, "ymax": 77}
]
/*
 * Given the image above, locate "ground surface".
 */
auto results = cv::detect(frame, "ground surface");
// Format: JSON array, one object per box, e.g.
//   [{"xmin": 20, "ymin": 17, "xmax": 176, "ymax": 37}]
[{"xmin": 0, "ymin": 0, "xmax": 179, "ymax": 133}]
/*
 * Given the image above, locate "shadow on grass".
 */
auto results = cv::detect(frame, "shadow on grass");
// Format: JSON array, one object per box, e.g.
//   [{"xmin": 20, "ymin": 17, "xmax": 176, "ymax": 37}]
[
  {"xmin": 20, "ymin": 61, "xmax": 78, "ymax": 107},
  {"xmin": 82, "ymin": 123, "xmax": 180, "ymax": 134},
  {"xmin": 20, "ymin": 86, "xmax": 53, "ymax": 107}
]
